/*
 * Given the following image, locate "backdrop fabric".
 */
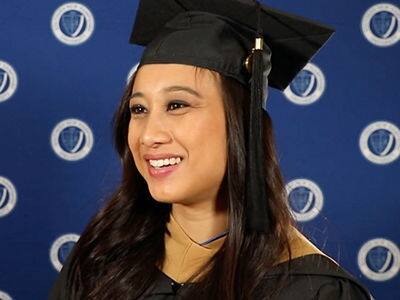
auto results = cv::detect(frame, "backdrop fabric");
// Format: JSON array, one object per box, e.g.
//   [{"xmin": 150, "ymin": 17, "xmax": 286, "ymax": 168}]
[{"xmin": 0, "ymin": 1, "xmax": 399, "ymax": 299}]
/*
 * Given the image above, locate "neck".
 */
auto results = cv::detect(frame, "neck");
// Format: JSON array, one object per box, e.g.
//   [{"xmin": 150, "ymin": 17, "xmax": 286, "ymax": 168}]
[{"xmin": 171, "ymin": 202, "xmax": 228, "ymax": 244}]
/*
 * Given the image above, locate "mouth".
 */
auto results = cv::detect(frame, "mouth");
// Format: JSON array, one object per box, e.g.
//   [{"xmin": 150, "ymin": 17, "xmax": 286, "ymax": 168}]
[{"xmin": 145, "ymin": 156, "xmax": 184, "ymax": 178}]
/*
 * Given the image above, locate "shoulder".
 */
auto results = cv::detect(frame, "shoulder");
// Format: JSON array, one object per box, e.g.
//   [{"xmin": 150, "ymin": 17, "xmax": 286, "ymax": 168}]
[
  {"xmin": 269, "ymin": 227, "xmax": 373, "ymax": 299},
  {"xmin": 313, "ymin": 275, "xmax": 374, "ymax": 300},
  {"xmin": 266, "ymin": 254, "xmax": 373, "ymax": 300}
]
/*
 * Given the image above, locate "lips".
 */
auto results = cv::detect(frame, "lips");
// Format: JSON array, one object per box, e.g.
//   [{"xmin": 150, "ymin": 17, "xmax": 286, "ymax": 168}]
[
  {"xmin": 146, "ymin": 158, "xmax": 183, "ymax": 179},
  {"xmin": 143, "ymin": 153, "xmax": 184, "ymax": 179}
]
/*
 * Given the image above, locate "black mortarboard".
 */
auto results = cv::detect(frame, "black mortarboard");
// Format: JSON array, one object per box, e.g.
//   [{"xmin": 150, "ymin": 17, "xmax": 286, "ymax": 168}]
[{"xmin": 129, "ymin": 0, "xmax": 335, "ymax": 233}]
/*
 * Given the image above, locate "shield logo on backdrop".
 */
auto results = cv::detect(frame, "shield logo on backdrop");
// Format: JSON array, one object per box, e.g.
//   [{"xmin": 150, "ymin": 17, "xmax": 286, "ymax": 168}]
[
  {"xmin": 51, "ymin": 118, "xmax": 94, "ymax": 161},
  {"xmin": 358, "ymin": 238, "xmax": 400, "ymax": 281},
  {"xmin": 50, "ymin": 233, "xmax": 80, "ymax": 271},
  {"xmin": 0, "ymin": 61, "xmax": 17, "ymax": 102},
  {"xmin": 58, "ymin": 241, "xmax": 76, "ymax": 264},
  {"xmin": 370, "ymin": 11, "xmax": 397, "ymax": 39},
  {"xmin": 359, "ymin": 121, "xmax": 400, "ymax": 164},
  {"xmin": 368, "ymin": 129, "xmax": 394, "ymax": 156},
  {"xmin": 60, "ymin": 10, "xmax": 85, "ymax": 37},
  {"xmin": 367, "ymin": 246, "xmax": 392, "ymax": 273},
  {"xmin": 0, "ymin": 70, "xmax": 8, "ymax": 94},
  {"xmin": 289, "ymin": 187, "xmax": 314, "ymax": 214},
  {"xmin": 0, "ymin": 176, "xmax": 17, "ymax": 218},
  {"xmin": 285, "ymin": 178, "xmax": 324, "ymax": 222},
  {"xmin": 283, "ymin": 63, "xmax": 325, "ymax": 105},
  {"xmin": 291, "ymin": 70, "xmax": 316, "ymax": 97},
  {"xmin": 0, "ymin": 186, "xmax": 8, "ymax": 210},
  {"xmin": 59, "ymin": 126, "xmax": 84, "ymax": 153},
  {"xmin": 51, "ymin": 3, "xmax": 95, "ymax": 46},
  {"xmin": 361, "ymin": 3, "xmax": 400, "ymax": 47}
]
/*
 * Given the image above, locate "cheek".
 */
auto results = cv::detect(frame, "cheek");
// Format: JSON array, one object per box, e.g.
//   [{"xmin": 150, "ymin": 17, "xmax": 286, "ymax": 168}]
[
  {"xmin": 127, "ymin": 123, "xmax": 143, "ymax": 171},
  {"xmin": 181, "ymin": 112, "xmax": 227, "ymax": 180}
]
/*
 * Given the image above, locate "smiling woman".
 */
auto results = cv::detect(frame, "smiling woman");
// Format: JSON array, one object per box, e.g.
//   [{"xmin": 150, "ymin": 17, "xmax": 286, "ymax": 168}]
[{"xmin": 48, "ymin": 1, "xmax": 372, "ymax": 300}]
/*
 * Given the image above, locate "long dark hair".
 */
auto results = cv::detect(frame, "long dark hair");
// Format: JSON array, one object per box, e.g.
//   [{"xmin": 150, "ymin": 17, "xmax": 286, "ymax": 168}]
[{"xmin": 67, "ymin": 67, "xmax": 295, "ymax": 299}]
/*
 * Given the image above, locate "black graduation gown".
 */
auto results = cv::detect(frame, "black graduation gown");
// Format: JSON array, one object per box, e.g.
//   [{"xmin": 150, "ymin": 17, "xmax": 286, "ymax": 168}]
[{"xmin": 49, "ymin": 253, "xmax": 373, "ymax": 299}]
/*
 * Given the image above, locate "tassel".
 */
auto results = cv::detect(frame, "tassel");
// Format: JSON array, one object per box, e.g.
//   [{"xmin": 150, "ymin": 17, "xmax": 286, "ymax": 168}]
[{"xmin": 245, "ymin": 1, "xmax": 271, "ymax": 233}]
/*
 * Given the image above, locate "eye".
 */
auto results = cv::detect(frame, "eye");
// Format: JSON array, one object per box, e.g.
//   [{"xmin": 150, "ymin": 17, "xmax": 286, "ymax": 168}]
[
  {"xmin": 129, "ymin": 101, "xmax": 188, "ymax": 116},
  {"xmin": 167, "ymin": 101, "xmax": 189, "ymax": 111},
  {"xmin": 129, "ymin": 104, "xmax": 146, "ymax": 115}
]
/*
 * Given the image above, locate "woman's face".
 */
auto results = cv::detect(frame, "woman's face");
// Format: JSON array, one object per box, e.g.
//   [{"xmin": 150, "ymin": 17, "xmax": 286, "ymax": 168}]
[{"xmin": 128, "ymin": 64, "xmax": 227, "ymax": 207}]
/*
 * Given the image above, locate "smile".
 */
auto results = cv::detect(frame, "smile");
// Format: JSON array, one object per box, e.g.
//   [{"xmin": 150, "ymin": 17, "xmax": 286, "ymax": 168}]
[
  {"xmin": 147, "ymin": 157, "xmax": 184, "ymax": 179},
  {"xmin": 149, "ymin": 157, "xmax": 182, "ymax": 169}
]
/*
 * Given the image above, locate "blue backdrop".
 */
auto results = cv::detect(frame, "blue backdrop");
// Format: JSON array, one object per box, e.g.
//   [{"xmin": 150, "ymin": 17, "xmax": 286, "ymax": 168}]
[{"xmin": 0, "ymin": 1, "xmax": 399, "ymax": 299}]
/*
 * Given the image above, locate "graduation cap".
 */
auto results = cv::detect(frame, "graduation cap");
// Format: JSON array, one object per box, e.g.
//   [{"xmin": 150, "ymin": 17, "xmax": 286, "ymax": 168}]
[{"xmin": 129, "ymin": 0, "xmax": 335, "ymax": 233}]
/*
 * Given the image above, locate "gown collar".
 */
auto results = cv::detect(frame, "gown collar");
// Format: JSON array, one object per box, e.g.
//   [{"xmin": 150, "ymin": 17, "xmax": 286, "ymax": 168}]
[
  {"xmin": 161, "ymin": 213, "xmax": 226, "ymax": 283},
  {"xmin": 161, "ymin": 213, "xmax": 337, "ymax": 283}
]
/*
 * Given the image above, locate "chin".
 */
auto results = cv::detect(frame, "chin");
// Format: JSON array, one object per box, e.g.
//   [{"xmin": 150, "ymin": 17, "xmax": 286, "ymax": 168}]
[
  {"xmin": 149, "ymin": 189, "xmax": 191, "ymax": 206},
  {"xmin": 148, "ymin": 189, "xmax": 180, "ymax": 203},
  {"xmin": 152, "ymin": 197, "xmax": 178, "ymax": 204}
]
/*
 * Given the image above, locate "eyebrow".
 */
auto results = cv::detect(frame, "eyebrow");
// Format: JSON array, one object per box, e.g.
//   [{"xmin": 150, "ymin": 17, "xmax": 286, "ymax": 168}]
[{"xmin": 129, "ymin": 85, "xmax": 202, "ymax": 100}]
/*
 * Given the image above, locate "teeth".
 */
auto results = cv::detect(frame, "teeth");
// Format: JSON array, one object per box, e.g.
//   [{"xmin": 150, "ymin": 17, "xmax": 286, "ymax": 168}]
[{"xmin": 149, "ymin": 157, "xmax": 182, "ymax": 168}]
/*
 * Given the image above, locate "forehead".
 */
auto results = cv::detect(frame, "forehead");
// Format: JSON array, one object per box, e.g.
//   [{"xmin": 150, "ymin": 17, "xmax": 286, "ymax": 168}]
[{"xmin": 132, "ymin": 64, "xmax": 221, "ymax": 93}]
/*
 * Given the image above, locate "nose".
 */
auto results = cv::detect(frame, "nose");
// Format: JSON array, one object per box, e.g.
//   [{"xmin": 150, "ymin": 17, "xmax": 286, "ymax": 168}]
[{"xmin": 140, "ymin": 113, "xmax": 172, "ymax": 148}]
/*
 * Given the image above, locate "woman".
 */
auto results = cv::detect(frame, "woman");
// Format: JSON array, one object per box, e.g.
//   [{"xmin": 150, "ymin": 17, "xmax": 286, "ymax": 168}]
[{"xmin": 49, "ymin": 0, "xmax": 373, "ymax": 299}]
